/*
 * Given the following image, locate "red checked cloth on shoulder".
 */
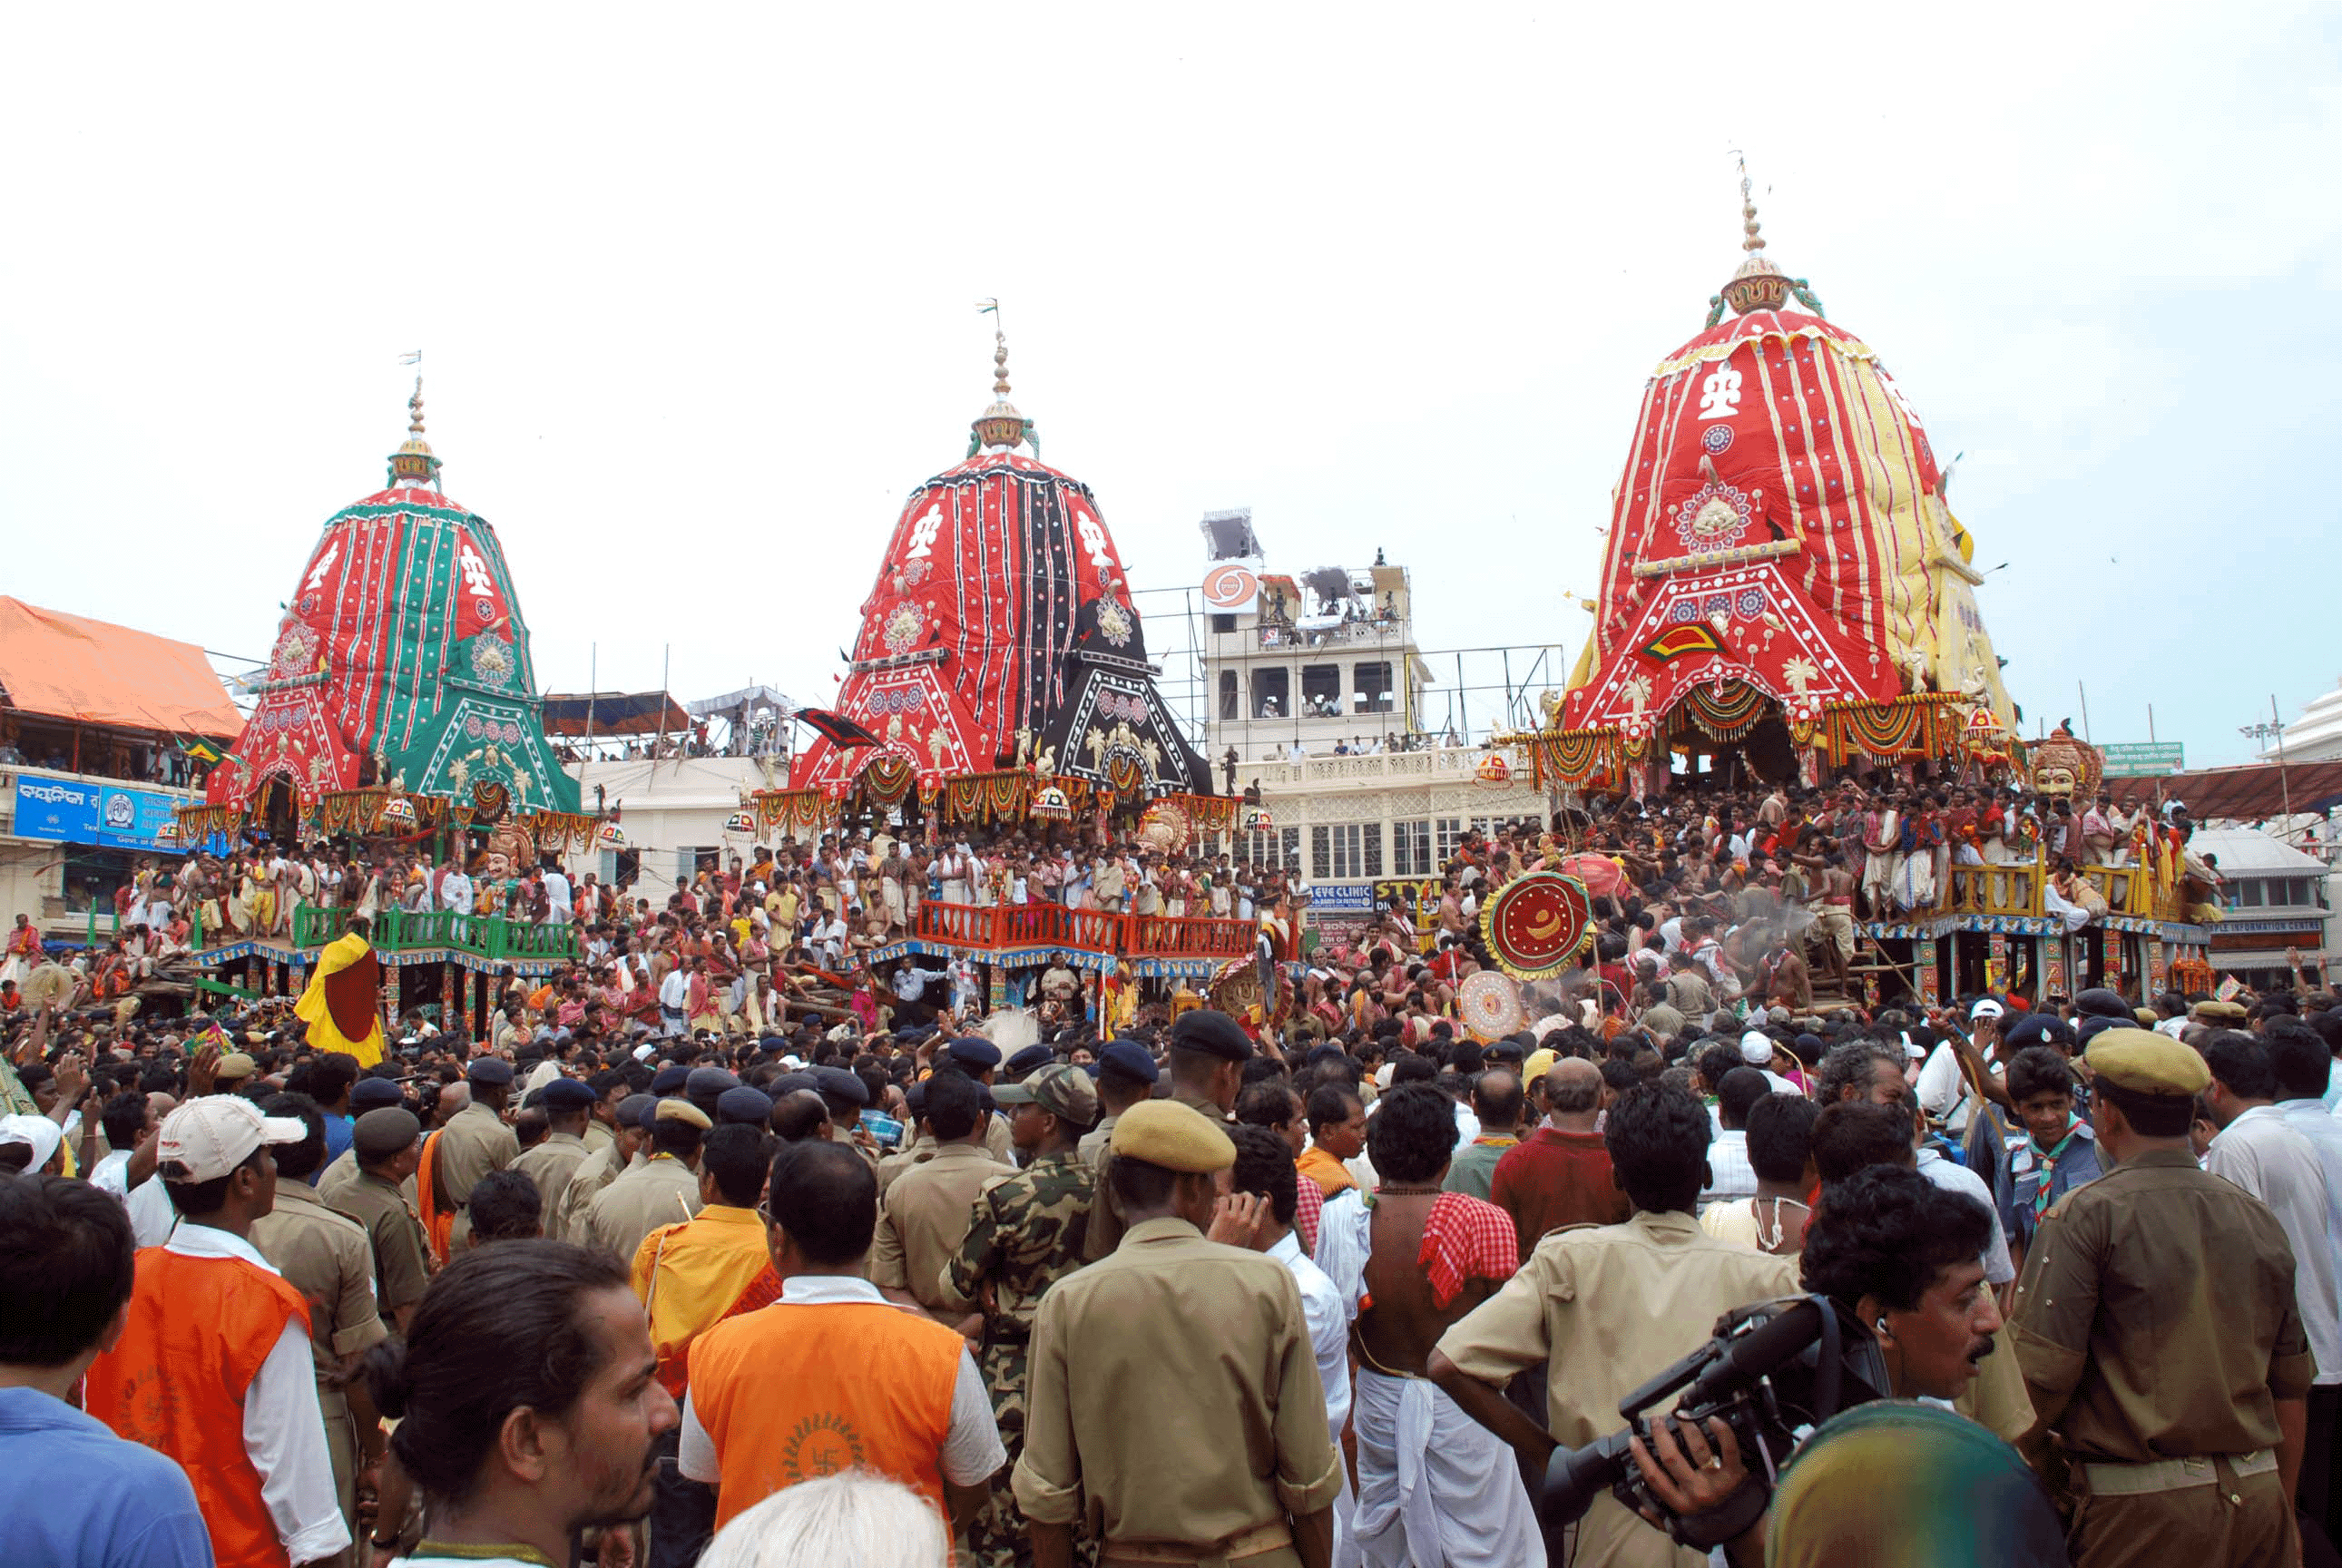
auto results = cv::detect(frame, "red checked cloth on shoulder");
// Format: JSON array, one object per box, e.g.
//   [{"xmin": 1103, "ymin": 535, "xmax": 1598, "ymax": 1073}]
[{"xmin": 1417, "ymin": 1191, "xmax": 1520, "ymax": 1308}]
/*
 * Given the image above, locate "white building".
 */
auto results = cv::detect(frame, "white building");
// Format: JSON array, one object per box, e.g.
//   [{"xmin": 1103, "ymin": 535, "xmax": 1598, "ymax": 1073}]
[
  {"xmin": 563, "ymin": 755, "xmax": 787, "ymax": 902},
  {"xmin": 2263, "ymin": 682, "xmax": 2342, "ymax": 764},
  {"xmin": 2191, "ymin": 826, "xmax": 2333, "ymax": 991},
  {"xmin": 1194, "ymin": 518, "xmax": 1555, "ymax": 942},
  {"xmin": 1204, "ymin": 560, "xmax": 1435, "ymax": 766}
]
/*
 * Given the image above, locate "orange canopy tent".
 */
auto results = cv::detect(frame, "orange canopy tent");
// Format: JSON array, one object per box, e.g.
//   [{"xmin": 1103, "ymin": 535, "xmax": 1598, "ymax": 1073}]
[{"xmin": 0, "ymin": 597, "xmax": 241, "ymax": 737}]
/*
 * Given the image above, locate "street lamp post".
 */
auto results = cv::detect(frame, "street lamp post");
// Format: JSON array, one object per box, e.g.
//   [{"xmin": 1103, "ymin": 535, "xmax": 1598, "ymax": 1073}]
[{"xmin": 2239, "ymin": 692, "xmax": 2296, "ymax": 835}]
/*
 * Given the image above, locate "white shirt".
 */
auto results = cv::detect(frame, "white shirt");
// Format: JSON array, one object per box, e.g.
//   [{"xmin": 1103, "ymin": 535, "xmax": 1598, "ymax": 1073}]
[
  {"xmin": 164, "ymin": 1224, "xmax": 349, "ymax": 1563},
  {"xmin": 1914, "ymin": 1150, "xmax": 2015, "ymax": 1286},
  {"xmin": 438, "ymin": 869, "xmax": 473, "ymax": 913},
  {"xmin": 675, "ymin": 1274, "xmax": 1004, "ymax": 1486},
  {"xmin": 1698, "ymin": 1128, "xmax": 1758, "ymax": 1212},
  {"xmin": 1269, "ymin": 1230, "xmax": 1350, "ymax": 1445},
  {"xmin": 89, "ymin": 1148, "xmax": 177, "ymax": 1248},
  {"xmin": 543, "ymin": 869, "xmax": 572, "ymax": 917},
  {"xmin": 659, "ymin": 969, "xmax": 690, "ymax": 1010},
  {"xmin": 2208, "ymin": 1105, "xmax": 2342, "ymax": 1387}
]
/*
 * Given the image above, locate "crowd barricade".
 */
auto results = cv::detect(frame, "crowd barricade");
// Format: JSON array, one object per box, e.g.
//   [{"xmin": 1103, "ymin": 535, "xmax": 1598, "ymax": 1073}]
[{"xmin": 914, "ymin": 900, "xmax": 1251, "ymax": 960}]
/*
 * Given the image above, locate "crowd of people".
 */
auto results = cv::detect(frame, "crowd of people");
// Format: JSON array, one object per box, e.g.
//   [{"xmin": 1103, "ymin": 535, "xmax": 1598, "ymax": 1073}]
[{"xmin": 0, "ymin": 772, "xmax": 2334, "ymax": 1568}]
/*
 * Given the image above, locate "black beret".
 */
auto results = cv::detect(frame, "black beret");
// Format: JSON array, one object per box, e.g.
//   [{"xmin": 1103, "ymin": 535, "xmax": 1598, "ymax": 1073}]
[
  {"xmin": 717, "ymin": 1085, "xmax": 776, "ymax": 1125},
  {"xmin": 812, "ymin": 1065, "xmax": 869, "ymax": 1107},
  {"xmin": 1169, "ymin": 1008, "xmax": 1253, "ymax": 1063},
  {"xmin": 534, "ymin": 1077, "xmax": 597, "ymax": 1112}
]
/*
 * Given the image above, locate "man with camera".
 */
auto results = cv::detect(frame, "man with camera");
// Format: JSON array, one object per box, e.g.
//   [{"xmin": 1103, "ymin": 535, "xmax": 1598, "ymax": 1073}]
[
  {"xmin": 1427, "ymin": 1082, "xmax": 1800, "ymax": 1567},
  {"xmin": 1622, "ymin": 1164, "xmax": 2057, "ymax": 1565}
]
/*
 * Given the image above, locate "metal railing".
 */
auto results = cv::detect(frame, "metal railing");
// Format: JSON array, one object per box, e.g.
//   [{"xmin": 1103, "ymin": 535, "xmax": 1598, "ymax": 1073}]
[
  {"xmin": 1942, "ymin": 854, "xmax": 2180, "ymax": 923},
  {"xmin": 236, "ymin": 904, "xmax": 581, "ymax": 964},
  {"xmin": 911, "ymin": 901, "xmax": 1254, "ymax": 960}
]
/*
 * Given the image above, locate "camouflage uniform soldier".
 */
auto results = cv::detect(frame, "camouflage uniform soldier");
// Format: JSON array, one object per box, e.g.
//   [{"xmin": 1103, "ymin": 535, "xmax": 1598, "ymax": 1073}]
[{"xmin": 945, "ymin": 1063, "xmax": 1101, "ymax": 1568}]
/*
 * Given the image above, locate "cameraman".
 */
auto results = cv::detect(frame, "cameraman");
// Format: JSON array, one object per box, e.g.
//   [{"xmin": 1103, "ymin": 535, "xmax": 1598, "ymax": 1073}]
[
  {"xmin": 1629, "ymin": 1165, "xmax": 2053, "ymax": 1566},
  {"xmin": 1428, "ymin": 1083, "xmax": 1799, "ymax": 1567}
]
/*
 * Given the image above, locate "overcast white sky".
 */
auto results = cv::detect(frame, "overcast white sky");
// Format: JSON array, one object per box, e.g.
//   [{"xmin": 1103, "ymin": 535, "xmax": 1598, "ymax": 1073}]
[{"xmin": 4, "ymin": 3, "xmax": 2336, "ymax": 767}]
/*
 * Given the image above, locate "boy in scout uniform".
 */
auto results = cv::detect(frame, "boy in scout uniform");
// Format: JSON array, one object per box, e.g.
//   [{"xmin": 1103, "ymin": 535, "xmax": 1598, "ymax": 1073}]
[
  {"xmin": 250, "ymin": 1093, "xmax": 389, "ymax": 1568},
  {"xmin": 2013, "ymin": 1028, "xmax": 2313, "ymax": 1567},
  {"xmin": 1014, "ymin": 1099, "xmax": 1343, "ymax": 1568}
]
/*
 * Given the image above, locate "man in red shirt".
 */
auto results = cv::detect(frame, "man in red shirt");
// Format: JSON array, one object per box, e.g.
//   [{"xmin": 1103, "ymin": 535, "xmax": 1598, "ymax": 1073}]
[{"xmin": 1489, "ymin": 1057, "xmax": 1629, "ymax": 1265}]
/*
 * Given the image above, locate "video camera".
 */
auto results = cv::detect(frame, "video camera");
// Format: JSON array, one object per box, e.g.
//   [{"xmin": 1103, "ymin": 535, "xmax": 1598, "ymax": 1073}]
[{"xmin": 1538, "ymin": 1295, "xmax": 1889, "ymax": 1553}]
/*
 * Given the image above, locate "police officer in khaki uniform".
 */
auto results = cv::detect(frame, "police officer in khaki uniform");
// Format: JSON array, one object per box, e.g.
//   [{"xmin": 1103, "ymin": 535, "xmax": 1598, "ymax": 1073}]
[
  {"xmin": 333, "ymin": 1107, "xmax": 430, "ymax": 1333},
  {"xmin": 1014, "ymin": 1099, "xmax": 1343, "ymax": 1568},
  {"xmin": 1077, "ymin": 1042, "xmax": 1159, "ymax": 1169},
  {"xmin": 510, "ymin": 1077, "xmax": 596, "ymax": 1240},
  {"xmin": 871, "ymin": 1068, "xmax": 1012, "ymax": 1325},
  {"xmin": 554, "ymin": 1093, "xmax": 654, "ymax": 1241},
  {"xmin": 1087, "ymin": 1011, "xmax": 1246, "ymax": 1260},
  {"xmin": 2014, "ymin": 1029, "xmax": 2313, "ymax": 1567},
  {"xmin": 937, "ymin": 1038, "xmax": 1023, "ymax": 1165},
  {"xmin": 582, "ymin": 1067, "xmax": 628, "ymax": 1157},
  {"xmin": 250, "ymin": 1093, "xmax": 389, "ymax": 1568},
  {"xmin": 433, "ymin": 1057, "xmax": 519, "ymax": 1251},
  {"xmin": 317, "ymin": 1078, "xmax": 409, "ymax": 1202},
  {"xmin": 876, "ymin": 1078, "xmax": 936, "ymax": 1196},
  {"xmin": 582, "ymin": 1098, "xmax": 705, "ymax": 1262}
]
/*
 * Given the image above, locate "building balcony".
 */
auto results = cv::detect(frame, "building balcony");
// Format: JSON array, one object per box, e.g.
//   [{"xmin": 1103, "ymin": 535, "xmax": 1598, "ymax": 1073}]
[{"xmin": 1232, "ymin": 746, "xmax": 1509, "ymax": 794}]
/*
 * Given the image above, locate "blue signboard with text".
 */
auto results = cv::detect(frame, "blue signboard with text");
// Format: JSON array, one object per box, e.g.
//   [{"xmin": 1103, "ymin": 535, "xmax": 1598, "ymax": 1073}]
[{"xmin": 12, "ymin": 775, "xmax": 220, "ymax": 853}]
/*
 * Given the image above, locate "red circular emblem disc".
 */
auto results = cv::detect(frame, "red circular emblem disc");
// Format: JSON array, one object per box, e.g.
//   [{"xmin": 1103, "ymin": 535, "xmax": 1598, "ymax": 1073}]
[{"xmin": 1478, "ymin": 872, "xmax": 1593, "ymax": 980}]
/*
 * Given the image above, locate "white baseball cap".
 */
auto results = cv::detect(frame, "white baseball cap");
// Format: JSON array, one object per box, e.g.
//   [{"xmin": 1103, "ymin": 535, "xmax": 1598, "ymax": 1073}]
[
  {"xmin": 1968, "ymin": 998, "xmax": 2005, "ymax": 1023},
  {"xmin": 158, "ymin": 1095, "xmax": 306, "ymax": 1183},
  {"xmin": 1739, "ymin": 1031, "xmax": 1777, "ymax": 1065},
  {"xmin": 0, "ymin": 1114, "xmax": 64, "ymax": 1173}
]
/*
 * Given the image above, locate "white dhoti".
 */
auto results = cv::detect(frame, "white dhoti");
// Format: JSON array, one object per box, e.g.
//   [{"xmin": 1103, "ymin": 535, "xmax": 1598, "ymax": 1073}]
[
  {"xmin": 1896, "ymin": 851, "xmax": 1936, "ymax": 912},
  {"xmin": 1351, "ymin": 1367, "xmax": 1543, "ymax": 1568},
  {"xmin": 2043, "ymin": 882, "xmax": 2092, "ymax": 933}
]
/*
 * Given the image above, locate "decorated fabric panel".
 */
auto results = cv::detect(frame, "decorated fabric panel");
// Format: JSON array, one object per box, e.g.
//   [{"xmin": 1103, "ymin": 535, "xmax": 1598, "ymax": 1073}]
[
  {"xmin": 407, "ymin": 692, "xmax": 582, "ymax": 814},
  {"xmin": 853, "ymin": 453, "xmax": 1126, "ymax": 739},
  {"xmin": 204, "ymin": 688, "xmax": 364, "ymax": 808},
  {"xmin": 795, "ymin": 446, "xmax": 1207, "ymax": 802},
  {"xmin": 1041, "ymin": 662, "xmax": 1210, "ymax": 797},
  {"xmin": 1566, "ymin": 560, "xmax": 1888, "ymax": 738},
  {"xmin": 1568, "ymin": 309, "xmax": 2011, "ymax": 735},
  {"xmin": 260, "ymin": 490, "xmax": 541, "ymax": 772},
  {"xmin": 793, "ymin": 663, "xmax": 986, "ymax": 796}
]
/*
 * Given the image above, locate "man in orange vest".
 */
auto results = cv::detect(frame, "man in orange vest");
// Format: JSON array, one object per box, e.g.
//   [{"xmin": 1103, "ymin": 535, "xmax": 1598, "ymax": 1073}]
[
  {"xmin": 629, "ymin": 1122, "xmax": 782, "ymax": 1568},
  {"xmin": 85, "ymin": 1094, "xmax": 352, "ymax": 1568},
  {"xmin": 677, "ymin": 1139, "xmax": 1004, "ymax": 1540}
]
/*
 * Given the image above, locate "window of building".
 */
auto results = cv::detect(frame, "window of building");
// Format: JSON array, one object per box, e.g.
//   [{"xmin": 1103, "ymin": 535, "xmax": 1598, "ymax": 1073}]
[
  {"xmin": 1392, "ymin": 818, "xmax": 1434, "ymax": 876},
  {"xmin": 1301, "ymin": 664, "xmax": 1342, "ymax": 718},
  {"xmin": 1354, "ymin": 661, "xmax": 1394, "ymax": 714},
  {"xmin": 1218, "ymin": 671, "xmax": 1239, "ymax": 720},
  {"xmin": 1210, "ymin": 612, "xmax": 1237, "ymax": 633},
  {"xmin": 1436, "ymin": 818, "xmax": 1467, "ymax": 867},
  {"xmin": 677, "ymin": 848, "xmax": 716, "ymax": 885},
  {"xmin": 1310, "ymin": 822, "xmax": 1384, "ymax": 881},
  {"xmin": 2233, "ymin": 880, "xmax": 2263, "ymax": 908},
  {"xmin": 1248, "ymin": 826, "xmax": 1300, "ymax": 872},
  {"xmin": 1253, "ymin": 667, "xmax": 1290, "ymax": 719}
]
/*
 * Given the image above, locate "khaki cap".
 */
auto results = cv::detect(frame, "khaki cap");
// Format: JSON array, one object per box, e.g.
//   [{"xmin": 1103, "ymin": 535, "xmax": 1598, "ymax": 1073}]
[
  {"xmin": 2084, "ymin": 1028, "xmax": 2210, "ymax": 1097},
  {"xmin": 1109, "ymin": 1099, "xmax": 1235, "ymax": 1173}
]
